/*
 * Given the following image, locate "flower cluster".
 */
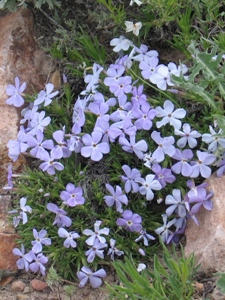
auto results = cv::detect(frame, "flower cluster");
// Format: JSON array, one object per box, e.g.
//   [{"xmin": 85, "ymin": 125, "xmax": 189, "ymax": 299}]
[{"xmin": 5, "ymin": 34, "xmax": 225, "ymax": 288}]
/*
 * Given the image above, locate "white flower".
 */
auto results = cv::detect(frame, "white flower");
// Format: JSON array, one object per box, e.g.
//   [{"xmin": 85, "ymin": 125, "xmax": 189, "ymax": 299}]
[
  {"xmin": 202, "ymin": 125, "xmax": 225, "ymax": 152},
  {"xmin": 137, "ymin": 263, "xmax": 146, "ymax": 272},
  {"xmin": 110, "ymin": 36, "xmax": 133, "ymax": 52},
  {"xmin": 130, "ymin": 0, "xmax": 142, "ymax": 5},
  {"xmin": 135, "ymin": 174, "xmax": 162, "ymax": 201},
  {"xmin": 125, "ymin": 21, "xmax": 142, "ymax": 36},
  {"xmin": 83, "ymin": 220, "xmax": 110, "ymax": 246},
  {"xmin": 155, "ymin": 100, "xmax": 186, "ymax": 130}
]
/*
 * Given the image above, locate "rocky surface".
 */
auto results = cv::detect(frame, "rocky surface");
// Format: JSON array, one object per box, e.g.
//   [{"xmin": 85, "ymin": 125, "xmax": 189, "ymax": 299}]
[
  {"xmin": 0, "ymin": 8, "xmax": 53, "ymax": 274},
  {"xmin": 185, "ymin": 174, "xmax": 225, "ymax": 273}
]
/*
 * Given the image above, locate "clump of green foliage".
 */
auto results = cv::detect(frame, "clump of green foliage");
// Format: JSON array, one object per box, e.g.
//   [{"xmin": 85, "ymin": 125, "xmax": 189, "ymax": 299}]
[{"xmin": 107, "ymin": 242, "xmax": 199, "ymax": 300}]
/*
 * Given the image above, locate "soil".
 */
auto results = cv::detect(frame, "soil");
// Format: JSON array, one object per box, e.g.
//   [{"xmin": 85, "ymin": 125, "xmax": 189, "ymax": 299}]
[{"xmin": 0, "ymin": 1, "xmax": 224, "ymax": 299}]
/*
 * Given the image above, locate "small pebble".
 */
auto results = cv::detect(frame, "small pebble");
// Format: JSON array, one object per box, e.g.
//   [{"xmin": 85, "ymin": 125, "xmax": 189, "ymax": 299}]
[
  {"xmin": 16, "ymin": 295, "xmax": 30, "ymax": 300},
  {"xmin": 11, "ymin": 280, "xmax": 26, "ymax": 292},
  {"xmin": 23, "ymin": 286, "xmax": 32, "ymax": 294},
  {"xmin": 31, "ymin": 279, "xmax": 48, "ymax": 291}
]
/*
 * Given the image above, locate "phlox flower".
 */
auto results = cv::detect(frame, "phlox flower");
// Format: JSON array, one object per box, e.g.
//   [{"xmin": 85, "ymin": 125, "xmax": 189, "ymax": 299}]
[
  {"xmin": 110, "ymin": 36, "xmax": 133, "ymax": 52},
  {"xmin": 39, "ymin": 148, "xmax": 64, "ymax": 175},
  {"xmin": 12, "ymin": 244, "xmax": 33, "ymax": 272},
  {"xmin": 121, "ymin": 164, "xmax": 141, "ymax": 193},
  {"xmin": 27, "ymin": 129, "xmax": 54, "ymax": 159},
  {"xmin": 58, "ymin": 228, "xmax": 80, "ymax": 248},
  {"xmin": 88, "ymin": 102, "xmax": 109, "ymax": 123},
  {"xmin": 188, "ymin": 189, "xmax": 214, "ymax": 214},
  {"xmin": 139, "ymin": 56, "xmax": 159, "ymax": 79},
  {"xmin": 104, "ymin": 183, "xmax": 128, "ymax": 213},
  {"xmin": 31, "ymin": 229, "xmax": 51, "ymax": 253},
  {"xmin": 155, "ymin": 214, "xmax": 176, "ymax": 243},
  {"xmin": 132, "ymin": 102, "xmax": 156, "ymax": 130},
  {"xmin": 60, "ymin": 183, "xmax": 85, "ymax": 207},
  {"xmin": 110, "ymin": 117, "xmax": 136, "ymax": 140},
  {"xmin": 104, "ymin": 66, "xmax": 125, "ymax": 87},
  {"xmin": 132, "ymin": 44, "xmax": 158, "ymax": 62},
  {"xmin": 3, "ymin": 164, "xmax": 13, "ymax": 190},
  {"xmin": 81, "ymin": 131, "xmax": 110, "ymax": 162},
  {"xmin": 9, "ymin": 197, "xmax": 32, "ymax": 226},
  {"xmin": 109, "ymin": 95, "xmax": 132, "ymax": 122},
  {"xmin": 168, "ymin": 62, "xmax": 188, "ymax": 78},
  {"xmin": 202, "ymin": 125, "xmax": 225, "ymax": 152},
  {"xmin": 151, "ymin": 131, "xmax": 176, "ymax": 163},
  {"xmin": 53, "ymin": 128, "xmax": 71, "ymax": 158},
  {"xmin": 47, "ymin": 203, "xmax": 72, "ymax": 227},
  {"xmin": 150, "ymin": 65, "xmax": 174, "ymax": 90},
  {"xmin": 216, "ymin": 156, "xmax": 225, "ymax": 177},
  {"xmin": 29, "ymin": 110, "xmax": 51, "ymax": 135},
  {"xmin": 135, "ymin": 174, "xmax": 162, "ymax": 201},
  {"xmin": 7, "ymin": 126, "xmax": 28, "ymax": 162},
  {"xmin": 84, "ymin": 63, "xmax": 103, "ymax": 91},
  {"xmin": 85, "ymin": 239, "xmax": 107, "ymax": 263},
  {"xmin": 190, "ymin": 150, "xmax": 216, "ymax": 178},
  {"xmin": 171, "ymin": 149, "xmax": 193, "ymax": 177},
  {"xmin": 107, "ymin": 238, "xmax": 124, "ymax": 260},
  {"xmin": 116, "ymin": 210, "xmax": 142, "ymax": 232},
  {"xmin": 83, "ymin": 220, "xmax": 110, "ymax": 246},
  {"xmin": 137, "ymin": 263, "xmax": 146, "ymax": 272},
  {"xmin": 109, "ymin": 76, "xmax": 132, "ymax": 97},
  {"xmin": 6, "ymin": 76, "xmax": 26, "ymax": 107},
  {"xmin": 34, "ymin": 83, "xmax": 58, "ymax": 106},
  {"xmin": 165, "ymin": 189, "xmax": 187, "ymax": 218},
  {"xmin": 131, "ymin": 85, "xmax": 147, "ymax": 105},
  {"xmin": 143, "ymin": 152, "xmax": 157, "ymax": 169},
  {"xmin": 119, "ymin": 134, "xmax": 148, "ymax": 159},
  {"xmin": 174, "ymin": 123, "xmax": 201, "ymax": 148},
  {"xmin": 77, "ymin": 266, "xmax": 106, "ymax": 288},
  {"xmin": 155, "ymin": 100, "xmax": 186, "ymax": 130},
  {"xmin": 29, "ymin": 251, "xmax": 48, "ymax": 276},
  {"xmin": 125, "ymin": 21, "xmax": 142, "ymax": 36},
  {"xmin": 151, "ymin": 163, "xmax": 175, "ymax": 188},
  {"xmin": 135, "ymin": 229, "xmax": 155, "ymax": 246}
]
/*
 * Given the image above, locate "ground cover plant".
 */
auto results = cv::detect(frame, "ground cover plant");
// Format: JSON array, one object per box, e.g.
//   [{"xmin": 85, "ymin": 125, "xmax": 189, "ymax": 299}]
[{"xmin": 1, "ymin": 0, "xmax": 225, "ymax": 298}]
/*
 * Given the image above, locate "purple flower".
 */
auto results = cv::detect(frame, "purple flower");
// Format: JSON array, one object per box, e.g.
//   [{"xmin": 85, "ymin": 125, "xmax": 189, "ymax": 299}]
[
  {"xmin": 151, "ymin": 131, "xmax": 176, "ymax": 163},
  {"xmin": 139, "ymin": 56, "xmax": 159, "ymax": 79},
  {"xmin": 72, "ymin": 107, "xmax": 86, "ymax": 134},
  {"xmin": 3, "ymin": 164, "xmax": 13, "ymax": 190},
  {"xmin": 116, "ymin": 210, "xmax": 142, "ymax": 232},
  {"xmin": 135, "ymin": 174, "xmax": 162, "ymax": 201},
  {"xmin": 19, "ymin": 197, "xmax": 32, "ymax": 224},
  {"xmin": 29, "ymin": 111, "xmax": 51, "ymax": 135},
  {"xmin": 83, "ymin": 220, "xmax": 110, "ymax": 246},
  {"xmin": 77, "ymin": 266, "xmax": 106, "ymax": 288},
  {"xmin": 165, "ymin": 189, "xmax": 187, "ymax": 218},
  {"xmin": 29, "ymin": 251, "xmax": 48, "ymax": 276},
  {"xmin": 135, "ymin": 229, "xmax": 155, "ymax": 246},
  {"xmin": 216, "ymin": 157, "xmax": 225, "ymax": 177},
  {"xmin": 27, "ymin": 129, "xmax": 54, "ymax": 159},
  {"xmin": 109, "ymin": 76, "xmax": 132, "ymax": 97},
  {"xmin": 7, "ymin": 126, "xmax": 28, "ymax": 162},
  {"xmin": 104, "ymin": 183, "xmax": 128, "ymax": 213},
  {"xmin": 155, "ymin": 214, "xmax": 176, "ymax": 243},
  {"xmin": 132, "ymin": 44, "xmax": 158, "ymax": 62},
  {"xmin": 88, "ymin": 102, "xmax": 110, "ymax": 123},
  {"xmin": 188, "ymin": 189, "xmax": 214, "ymax": 214},
  {"xmin": 119, "ymin": 134, "xmax": 148, "ymax": 159},
  {"xmin": 171, "ymin": 149, "xmax": 193, "ymax": 177},
  {"xmin": 12, "ymin": 244, "xmax": 33, "ymax": 272},
  {"xmin": 81, "ymin": 131, "xmax": 110, "ymax": 162},
  {"xmin": 34, "ymin": 83, "xmax": 58, "ymax": 107},
  {"xmin": 6, "ymin": 76, "xmax": 26, "ymax": 107},
  {"xmin": 131, "ymin": 85, "xmax": 147, "ymax": 105},
  {"xmin": 150, "ymin": 65, "xmax": 174, "ymax": 90},
  {"xmin": 39, "ymin": 148, "xmax": 64, "ymax": 175},
  {"xmin": 132, "ymin": 102, "xmax": 156, "ymax": 130},
  {"xmin": 104, "ymin": 66, "xmax": 125, "ymax": 87},
  {"xmin": 84, "ymin": 63, "xmax": 103, "ymax": 91},
  {"xmin": 107, "ymin": 238, "xmax": 124, "ymax": 260},
  {"xmin": 58, "ymin": 228, "xmax": 80, "ymax": 248},
  {"xmin": 155, "ymin": 100, "xmax": 186, "ymax": 130},
  {"xmin": 85, "ymin": 239, "xmax": 107, "ymax": 263},
  {"xmin": 151, "ymin": 163, "xmax": 175, "ymax": 188},
  {"xmin": 110, "ymin": 116, "xmax": 136, "ymax": 139},
  {"xmin": 53, "ymin": 128, "xmax": 72, "ymax": 158},
  {"xmin": 121, "ymin": 165, "xmax": 141, "ymax": 193},
  {"xmin": 47, "ymin": 203, "xmax": 72, "ymax": 227},
  {"xmin": 31, "ymin": 229, "xmax": 51, "ymax": 253},
  {"xmin": 60, "ymin": 183, "xmax": 85, "ymax": 207},
  {"xmin": 190, "ymin": 150, "xmax": 216, "ymax": 178},
  {"xmin": 174, "ymin": 123, "xmax": 201, "ymax": 148}
]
